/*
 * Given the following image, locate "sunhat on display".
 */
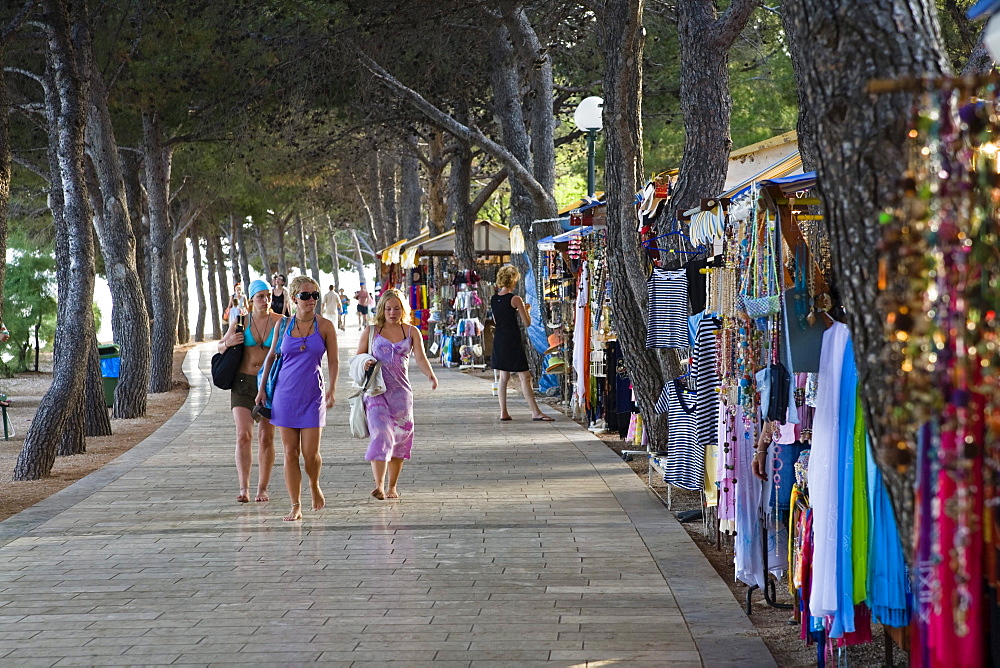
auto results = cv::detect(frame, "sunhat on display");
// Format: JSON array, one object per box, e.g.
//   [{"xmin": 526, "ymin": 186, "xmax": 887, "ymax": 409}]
[
  {"xmin": 545, "ymin": 356, "xmax": 566, "ymax": 374},
  {"xmin": 544, "ymin": 333, "xmax": 563, "ymax": 355}
]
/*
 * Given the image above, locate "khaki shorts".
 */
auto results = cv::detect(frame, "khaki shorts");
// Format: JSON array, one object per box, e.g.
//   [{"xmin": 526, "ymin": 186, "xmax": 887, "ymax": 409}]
[{"xmin": 231, "ymin": 372, "xmax": 258, "ymax": 410}]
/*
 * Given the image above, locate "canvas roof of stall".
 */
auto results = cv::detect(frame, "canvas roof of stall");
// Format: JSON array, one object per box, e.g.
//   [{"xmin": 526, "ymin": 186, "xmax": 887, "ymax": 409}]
[
  {"xmin": 378, "ymin": 238, "xmax": 409, "ymax": 263},
  {"xmin": 398, "ymin": 227, "xmax": 432, "ymax": 251},
  {"xmin": 537, "ymin": 226, "xmax": 596, "ymax": 249},
  {"xmin": 718, "ymin": 151, "xmax": 804, "ymax": 202},
  {"xmin": 759, "ymin": 171, "xmax": 816, "ymax": 193},
  {"xmin": 557, "ymin": 193, "xmax": 606, "ymax": 215},
  {"xmin": 416, "ymin": 220, "xmax": 511, "ymax": 256}
]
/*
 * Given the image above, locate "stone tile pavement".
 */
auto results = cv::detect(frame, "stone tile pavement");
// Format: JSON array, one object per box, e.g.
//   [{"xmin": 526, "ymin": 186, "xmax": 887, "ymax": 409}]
[{"xmin": 0, "ymin": 329, "xmax": 775, "ymax": 666}]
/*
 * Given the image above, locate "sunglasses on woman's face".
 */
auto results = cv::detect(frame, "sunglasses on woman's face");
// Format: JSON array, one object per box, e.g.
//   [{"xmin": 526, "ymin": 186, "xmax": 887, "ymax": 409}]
[{"xmin": 297, "ymin": 291, "xmax": 321, "ymax": 301}]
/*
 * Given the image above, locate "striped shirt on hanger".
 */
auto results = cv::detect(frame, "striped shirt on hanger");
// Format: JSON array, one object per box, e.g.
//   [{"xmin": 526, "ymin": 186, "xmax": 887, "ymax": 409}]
[{"xmin": 646, "ymin": 268, "xmax": 690, "ymax": 349}]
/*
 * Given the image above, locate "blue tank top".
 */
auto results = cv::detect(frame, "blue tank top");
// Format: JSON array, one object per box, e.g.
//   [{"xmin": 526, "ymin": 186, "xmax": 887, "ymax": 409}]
[{"xmin": 243, "ymin": 314, "xmax": 275, "ymax": 348}]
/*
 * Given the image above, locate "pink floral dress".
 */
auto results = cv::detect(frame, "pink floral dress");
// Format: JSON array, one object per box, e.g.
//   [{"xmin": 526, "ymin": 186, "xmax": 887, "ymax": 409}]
[{"xmin": 364, "ymin": 327, "xmax": 414, "ymax": 461}]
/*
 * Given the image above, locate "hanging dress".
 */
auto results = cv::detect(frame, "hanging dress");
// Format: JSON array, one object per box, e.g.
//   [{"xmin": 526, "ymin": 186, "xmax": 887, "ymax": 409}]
[
  {"xmin": 364, "ymin": 327, "xmax": 415, "ymax": 461},
  {"xmin": 660, "ymin": 379, "xmax": 702, "ymax": 491},
  {"xmin": 645, "ymin": 268, "xmax": 690, "ymax": 349}
]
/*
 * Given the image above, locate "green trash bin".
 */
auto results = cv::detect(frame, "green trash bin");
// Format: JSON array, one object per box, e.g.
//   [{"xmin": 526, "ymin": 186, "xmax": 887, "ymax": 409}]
[{"xmin": 98, "ymin": 344, "xmax": 121, "ymax": 408}]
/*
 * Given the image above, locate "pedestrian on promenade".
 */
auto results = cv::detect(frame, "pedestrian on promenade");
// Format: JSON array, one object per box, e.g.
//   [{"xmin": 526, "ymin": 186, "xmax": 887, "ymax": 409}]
[
  {"xmin": 270, "ymin": 274, "xmax": 291, "ymax": 316},
  {"xmin": 322, "ymin": 285, "xmax": 339, "ymax": 322},
  {"xmin": 338, "ymin": 288, "xmax": 349, "ymax": 330},
  {"xmin": 256, "ymin": 276, "xmax": 339, "ymax": 521},
  {"xmin": 490, "ymin": 264, "xmax": 552, "ymax": 422},
  {"xmin": 355, "ymin": 284, "xmax": 370, "ymax": 330},
  {"xmin": 356, "ymin": 288, "xmax": 437, "ymax": 500},
  {"xmin": 218, "ymin": 279, "xmax": 283, "ymax": 503}
]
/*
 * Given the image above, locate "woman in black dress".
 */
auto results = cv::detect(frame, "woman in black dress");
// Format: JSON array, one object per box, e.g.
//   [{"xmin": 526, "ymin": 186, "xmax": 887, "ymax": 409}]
[{"xmin": 490, "ymin": 264, "xmax": 552, "ymax": 422}]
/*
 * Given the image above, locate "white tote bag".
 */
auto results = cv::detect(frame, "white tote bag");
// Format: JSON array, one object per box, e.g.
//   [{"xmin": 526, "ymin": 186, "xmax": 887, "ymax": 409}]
[{"xmin": 349, "ymin": 327, "xmax": 378, "ymax": 439}]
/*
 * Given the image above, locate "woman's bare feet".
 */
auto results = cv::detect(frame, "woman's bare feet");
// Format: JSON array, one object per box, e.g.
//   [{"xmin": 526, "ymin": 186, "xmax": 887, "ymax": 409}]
[
  {"xmin": 255, "ymin": 489, "xmax": 269, "ymax": 503},
  {"xmin": 371, "ymin": 489, "xmax": 385, "ymax": 500},
  {"xmin": 386, "ymin": 488, "xmax": 400, "ymax": 499},
  {"xmin": 237, "ymin": 487, "xmax": 250, "ymax": 503},
  {"xmin": 283, "ymin": 503, "xmax": 302, "ymax": 521},
  {"xmin": 311, "ymin": 486, "xmax": 326, "ymax": 511}
]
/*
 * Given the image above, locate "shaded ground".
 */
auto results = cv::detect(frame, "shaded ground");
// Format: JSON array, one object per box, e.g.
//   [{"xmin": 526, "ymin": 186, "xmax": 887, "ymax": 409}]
[
  {"xmin": 463, "ymin": 366, "xmax": 907, "ymax": 667},
  {"xmin": 0, "ymin": 345, "xmax": 192, "ymax": 522}
]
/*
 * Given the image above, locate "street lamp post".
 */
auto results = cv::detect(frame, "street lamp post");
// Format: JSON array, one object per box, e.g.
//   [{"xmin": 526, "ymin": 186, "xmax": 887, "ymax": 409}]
[{"xmin": 574, "ymin": 96, "xmax": 604, "ymax": 198}]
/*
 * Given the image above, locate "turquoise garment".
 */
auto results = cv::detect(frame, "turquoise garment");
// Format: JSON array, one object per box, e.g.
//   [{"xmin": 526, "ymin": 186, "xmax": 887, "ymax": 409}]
[
  {"xmin": 865, "ymin": 435, "xmax": 912, "ymax": 627},
  {"xmin": 830, "ymin": 338, "xmax": 857, "ymax": 638},
  {"xmin": 243, "ymin": 315, "xmax": 275, "ymax": 348}
]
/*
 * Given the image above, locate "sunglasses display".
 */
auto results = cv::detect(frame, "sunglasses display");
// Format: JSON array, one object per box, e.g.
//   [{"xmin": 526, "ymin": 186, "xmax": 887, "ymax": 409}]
[{"xmin": 297, "ymin": 291, "xmax": 321, "ymax": 301}]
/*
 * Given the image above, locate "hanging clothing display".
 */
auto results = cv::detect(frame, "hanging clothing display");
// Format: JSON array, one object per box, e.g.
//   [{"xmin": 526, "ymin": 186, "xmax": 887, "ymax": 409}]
[{"xmin": 645, "ymin": 267, "xmax": 690, "ymax": 349}]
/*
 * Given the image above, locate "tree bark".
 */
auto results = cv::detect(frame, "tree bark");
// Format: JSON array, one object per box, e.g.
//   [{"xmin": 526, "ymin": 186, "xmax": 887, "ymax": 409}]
[
  {"xmin": 602, "ymin": 0, "xmax": 671, "ymax": 440},
  {"xmin": 83, "ymin": 30, "xmax": 150, "ymax": 418},
  {"xmin": 425, "ymin": 130, "xmax": 449, "ymax": 235},
  {"xmin": 275, "ymin": 215, "xmax": 288, "ymax": 278},
  {"xmin": 142, "ymin": 106, "xmax": 175, "ymax": 394},
  {"xmin": 234, "ymin": 215, "xmax": 251, "ymax": 289},
  {"xmin": 205, "ymin": 232, "xmax": 221, "ymax": 339},
  {"xmin": 367, "ymin": 151, "xmax": 387, "ymax": 247},
  {"xmin": 191, "ymin": 229, "xmax": 206, "ymax": 341},
  {"xmin": 307, "ymin": 218, "xmax": 322, "ymax": 285},
  {"xmin": 450, "ymin": 107, "xmax": 475, "ymax": 269},
  {"xmin": 380, "ymin": 151, "xmax": 399, "ymax": 242},
  {"xmin": 16, "ymin": 0, "xmax": 97, "ymax": 479},
  {"xmin": 252, "ymin": 224, "xmax": 270, "ymax": 276},
  {"xmin": 326, "ymin": 218, "xmax": 341, "ymax": 291},
  {"xmin": 350, "ymin": 229, "xmax": 367, "ymax": 287},
  {"xmin": 400, "ymin": 136, "xmax": 423, "ymax": 238},
  {"xmin": 121, "ymin": 150, "xmax": 151, "ymax": 318},
  {"xmin": 779, "ymin": 10, "xmax": 817, "ymax": 171},
  {"xmin": 295, "ymin": 213, "xmax": 308, "ymax": 275},
  {"xmin": 668, "ymin": 0, "xmax": 761, "ymax": 224},
  {"xmin": 81, "ymin": 335, "xmax": 110, "ymax": 439},
  {"xmin": 174, "ymin": 231, "xmax": 189, "ymax": 344},
  {"xmin": 781, "ymin": 0, "xmax": 950, "ymax": 559},
  {"xmin": 214, "ymin": 233, "xmax": 230, "ymax": 307}
]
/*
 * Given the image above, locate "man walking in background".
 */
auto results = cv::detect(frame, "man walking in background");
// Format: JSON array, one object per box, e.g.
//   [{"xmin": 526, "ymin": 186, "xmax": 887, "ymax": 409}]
[
  {"xmin": 322, "ymin": 285, "xmax": 338, "ymax": 323},
  {"xmin": 355, "ymin": 284, "xmax": 370, "ymax": 330}
]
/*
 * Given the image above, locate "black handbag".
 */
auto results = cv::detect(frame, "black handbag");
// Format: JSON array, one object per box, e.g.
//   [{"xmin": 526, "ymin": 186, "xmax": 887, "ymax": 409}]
[
  {"xmin": 211, "ymin": 317, "xmax": 244, "ymax": 390},
  {"xmin": 766, "ymin": 362, "xmax": 791, "ymax": 423}
]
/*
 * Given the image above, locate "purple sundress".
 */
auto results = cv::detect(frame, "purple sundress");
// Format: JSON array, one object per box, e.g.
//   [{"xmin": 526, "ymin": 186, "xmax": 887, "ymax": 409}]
[
  {"xmin": 271, "ymin": 318, "xmax": 327, "ymax": 429},
  {"xmin": 364, "ymin": 327, "xmax": 414, "ymax": 461}
]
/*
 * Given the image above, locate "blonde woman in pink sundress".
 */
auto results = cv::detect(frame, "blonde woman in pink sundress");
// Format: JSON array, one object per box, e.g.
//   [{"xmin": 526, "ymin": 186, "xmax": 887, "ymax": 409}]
[{"xmin": 355, "ymin": 289, "xmax": 438, "ymax": 500}]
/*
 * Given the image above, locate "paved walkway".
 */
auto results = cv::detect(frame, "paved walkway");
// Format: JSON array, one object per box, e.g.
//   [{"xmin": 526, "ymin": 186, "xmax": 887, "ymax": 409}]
[{"xmin": 0, "ymin": 329, "xmax": 774, "ymax": 666}]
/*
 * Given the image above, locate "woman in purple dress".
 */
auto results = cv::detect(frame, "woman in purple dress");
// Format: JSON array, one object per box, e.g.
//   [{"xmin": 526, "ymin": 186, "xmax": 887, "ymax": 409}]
[
  {"xmin": 256, "ymin": 276, "xmax": 339, "ymax": 521},
  {"xmin": 356, "ymin": 289, "xmax": 438, "ymax": 500}
]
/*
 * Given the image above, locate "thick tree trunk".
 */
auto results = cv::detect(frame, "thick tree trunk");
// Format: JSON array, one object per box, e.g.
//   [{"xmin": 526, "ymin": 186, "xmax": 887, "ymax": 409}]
[
  {"xmin": 81, "ymin": 335, "xmax": 110, "ymax": 438},
  {"xmin": 252, "ymin": 224, "xmax": 270, "ymax": 276},
  {"xmin": 120, "ymin": 150, "xmax": 151, "ymax": 318},
  {"xmin": 205, "ymin": 233, "xmax": 221, "ymax": 339},
  {"xmin": 295, "ymin": 213, "xmax": 308, "ymax": 276},
  {"xmin": 400, "ymin": 137, "xmax": 422, "ymax": 238},
  {"xmin": 174, "ymin": 231, "xmax": 189, "ymax": 344},
  {"xmin": 84, "ymin": 36, "xmax": 150, "ymax": 418},
  {"xmin": 142, "ymin": 106, "xmax": 175, "ymax": 393},
  {"xmin": 450, "ymin": 127, "xmax": 475, "ymax": 270},
  {"xmin": 350, "ymin": 229, "xmax": 367, "ymax": 287},
  {"xmin": 16, "ymin": 0, "xmax": 97, "ymax": 479},
  {"xmin": 0, "ymin": 65, "xmax": 8, "ymax": 332},
  {"xmin": 668, "ymin": 0, "xmax": 760, "ymax": 225},
  {"xmin": 602, "ymin": 0, "xmax": 671, "ymax": 441},
  {"xmin": 326, "ymin": 217, "xmax": 341, "ymax": 291},
  {"xmin": 191, "ymin": 229, "xmax": 206, "ymax": 341},
  {"xmin": 234, "ymin": 215, "xmax": 251, "ymax": 289},
  {"xmin": 307, "ymin": 219, "xmax": 322, "ymax": 286},
  {"xmin": 426, "ymin": 130, "xmax": 448, "ymax": 235},
  {"xmin": 368, "ymin": 152, "xmax": 387, "ymax": 247},
  {"xmin": 380, "ymin": 152, "xmax": 399, "ymax": 242},
  {"xmin": 781, "ymin": 0, "xmax": 949, "ymax": 558}
]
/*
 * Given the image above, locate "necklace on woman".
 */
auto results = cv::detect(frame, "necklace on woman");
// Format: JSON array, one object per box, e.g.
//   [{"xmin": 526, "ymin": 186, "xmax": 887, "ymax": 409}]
[
  {"xmin": 297, "ymin": 318, "xmax": 314, "ymax": 351},
  {"xmin": 250, "ymin": 313, "xmax": 267, "ymax": 349}
]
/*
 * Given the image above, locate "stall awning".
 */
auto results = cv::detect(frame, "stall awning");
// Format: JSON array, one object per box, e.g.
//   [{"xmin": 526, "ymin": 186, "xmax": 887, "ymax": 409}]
[
  {"xmin": 416, "ymin": 220, "xmax": 510, "ymax": 256},
  {"xmin": 557, "ymin": 194, "xmax": 605, "ymax": 215},
  {"xmin": 718, "ymin": 151, "xmax": 804, "ymax": 204},
  {"xmin": 759, "ymin": 171, "xmax": 817, "ymax": 193},
  {"xmin": 537, "ymin": 226, "xmax": 595, "ymax": 250},
  {"xmin": 378, "ymin": 238, "xmax": 409, "ymax": 265}
]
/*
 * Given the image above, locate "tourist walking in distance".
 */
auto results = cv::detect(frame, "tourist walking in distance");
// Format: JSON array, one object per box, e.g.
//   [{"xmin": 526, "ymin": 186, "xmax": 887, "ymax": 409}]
[
  {"xmin": 256, "ymin": 276, "xmax": 339, "ymax": 521},
  {"xmin": 355, "ymin": 284, "xmax": 370, "ymax": 330},
  {"xmin": 356, "ymin": 288, "xmax": 437, "ymax": 500},
  {"xmin": 490, "ymin": 264, "xmax": 552, "ymax": 422},
  {"xmin": 322, "ymin": 285, "xmax": 338, "ymax": 322},
  {"xmin": 270, "ymin": 274, "xmax": 291, "ymax": 316},
  {"xmin": 218, "ymin": 279, "xmax": 284, "ymax": 503},
  {"xmin": 338, "ymin": 288, "xmax": 349, "ymax": 330}
]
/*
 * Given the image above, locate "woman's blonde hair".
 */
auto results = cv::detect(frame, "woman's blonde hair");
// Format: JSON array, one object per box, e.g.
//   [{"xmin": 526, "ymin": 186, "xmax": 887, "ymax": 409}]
[
  {"xmin": 288, "ymin": 275, "xmax": 318, "ymax": 297},
  {"xmin": 374, "ymin": 288, "xmax": 412, "ymax": 328},
  {"xmin": 496, "ymin": 264, "xmax": 520, "ymax": 289}
]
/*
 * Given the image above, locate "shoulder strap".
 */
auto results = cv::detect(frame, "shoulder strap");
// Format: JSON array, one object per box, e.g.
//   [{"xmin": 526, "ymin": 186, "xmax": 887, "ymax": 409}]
[{"xmin": 368, "ymin": 325, "xmax": 375, "ymax": 351}]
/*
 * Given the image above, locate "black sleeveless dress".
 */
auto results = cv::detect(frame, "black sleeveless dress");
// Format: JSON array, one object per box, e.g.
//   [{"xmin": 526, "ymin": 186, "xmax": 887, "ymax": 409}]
[
  {"xmin": 271, "ymin": 290, "xmax": 285, "ymax": 315},
  {"xmin": 490, "ymin": 293, "xmax": 529, "ymax": 372}
]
